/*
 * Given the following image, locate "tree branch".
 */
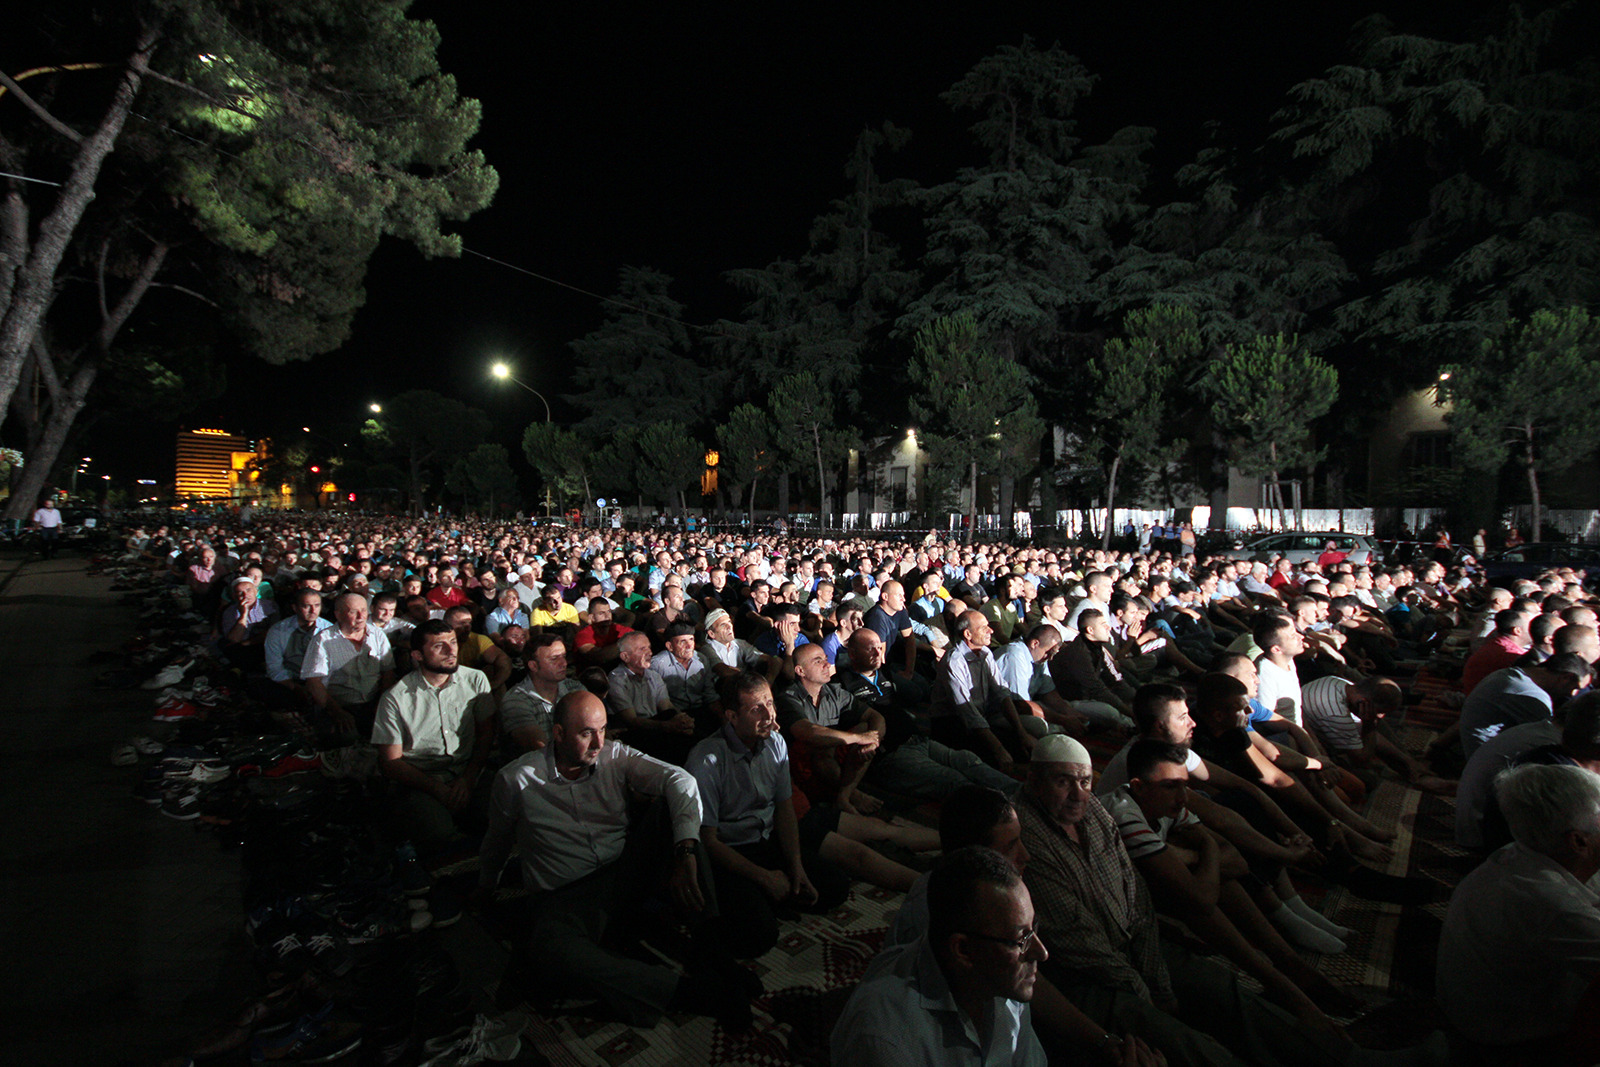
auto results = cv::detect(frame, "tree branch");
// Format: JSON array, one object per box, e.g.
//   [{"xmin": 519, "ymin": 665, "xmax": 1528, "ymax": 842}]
[
  {"xmin": 0, "ymin": 69, "xmax": 84, "ymax": 145},
  {"xmin": 147, "ymin": 281, "xmax": 219, "ymax": 308},
  {"xmin": 96, "ymin": 241, "xmax": 168, "ymax": 352},
  {"xmin": 142, "ymin": 69, "xmax": 267, "ymax": 125}
]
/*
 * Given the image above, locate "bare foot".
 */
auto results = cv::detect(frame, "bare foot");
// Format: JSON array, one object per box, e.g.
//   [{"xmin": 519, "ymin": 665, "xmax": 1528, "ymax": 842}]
[
  {"xmin": 1412, "ymin": 774, "xmax": 1457, "ymax": 796},
  {"xmin": 1346, "ymin": 834, "xmax": 1395, "ymax": 865},
  {"xmin": 850, "ymin": 791, "xmax": 883, "ymax": 816},
  {"xmin": 1351, "ymin": 820, "xmax": 1397, "ymax": 844}
]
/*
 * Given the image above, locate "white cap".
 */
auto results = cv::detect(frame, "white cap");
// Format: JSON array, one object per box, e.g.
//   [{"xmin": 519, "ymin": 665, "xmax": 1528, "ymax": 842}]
[{"xmin": 1031, "ymin": 734, "xmax": 1092, "ymax": 766}]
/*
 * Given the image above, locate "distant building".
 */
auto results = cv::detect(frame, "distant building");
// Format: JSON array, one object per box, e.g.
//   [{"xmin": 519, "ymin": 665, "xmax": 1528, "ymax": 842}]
[{"xmin": 175, "ymin": 428, "xmax": 270, "ymax": 501}]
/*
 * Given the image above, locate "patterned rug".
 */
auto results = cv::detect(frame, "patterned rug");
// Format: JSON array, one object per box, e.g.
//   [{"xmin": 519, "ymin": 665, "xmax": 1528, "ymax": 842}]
[{"xmin": 499, "ymin": 887, "xmax": 899, "ymax": 1067}]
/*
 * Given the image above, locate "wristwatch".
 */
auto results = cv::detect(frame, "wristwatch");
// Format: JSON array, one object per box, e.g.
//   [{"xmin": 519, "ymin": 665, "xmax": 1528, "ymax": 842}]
[{"xmin": 674, "ymin": 840, "xmax": 697, "ymax": 859}]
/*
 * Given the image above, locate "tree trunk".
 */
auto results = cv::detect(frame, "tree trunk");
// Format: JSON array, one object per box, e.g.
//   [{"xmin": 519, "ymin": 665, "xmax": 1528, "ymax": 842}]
[
  {"xmin": 1102, "ymin": 452, "xmax": 1122, "ymax": 551},
  {"xmin": 777, "ymin": 470, "xmax": 789, "ymax": 521},
  {"xmin": 1207, "ymin": 427, "xmax": 1230, "ymax": 530},
  {"xmin": 966, "ymin": 458, "xmax": 978, "ymax": 545},
  {"xmin": 0, "ymin": 30, "xmax": 158, "ymax": 422},
  {"xmin": 812, "ymin": 422, "xmax": 827, "ymax": 530},
  {"xmin": 1527, "ymin": 432, "xmax": 1543, "ymax": 542},
  {"xmin": 3, "ymin": 361, "xmax": 98, "ymax": 520},
  {"xmin": 999, "ymin": 473, "xmax": 1015, "ymax": 539},
  {"xmin": 749, "ymin": 474, "xmax": 760, "ymax": 519}
]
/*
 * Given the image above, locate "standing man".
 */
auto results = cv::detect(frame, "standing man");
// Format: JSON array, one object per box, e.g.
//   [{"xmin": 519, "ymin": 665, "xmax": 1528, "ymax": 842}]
[
  {"xmin": 478, "ymin": 691, "xmax": 755, "ymax": 1030},
  {"xmin": 372, "ymin": 621, "xmax": 495, "ymax": 853},
  {"xmin": 30, "ymin": 497, "xmax": 62, "ymax": 560}
]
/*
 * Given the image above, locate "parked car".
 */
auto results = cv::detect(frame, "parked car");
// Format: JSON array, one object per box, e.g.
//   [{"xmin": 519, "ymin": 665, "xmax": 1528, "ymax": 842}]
[
  {"xmin": 1220, "ymin": 532, "xmax": 1383, "ymax": 566},
  {"xmin": 1482, "ymin": 543, "xmax": 1600, "ymax": 585}
]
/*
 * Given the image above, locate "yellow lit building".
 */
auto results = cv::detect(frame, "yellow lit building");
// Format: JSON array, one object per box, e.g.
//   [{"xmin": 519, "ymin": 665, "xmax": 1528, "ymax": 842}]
[{"xmin": 175, "ymin": 429, "xmax": 272, "ymax": 501}]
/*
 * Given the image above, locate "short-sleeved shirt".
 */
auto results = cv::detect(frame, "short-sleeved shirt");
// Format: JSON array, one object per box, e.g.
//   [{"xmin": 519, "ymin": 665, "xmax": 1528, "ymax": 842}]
[
  {"xmin": 456, "ymin": 631, "xmax": 497, "ymax": 672},
  {"xmin": 1300, "ymin": 675, "xmax": 1363, "ymax": 753},
  {"xmin": 500, "ymin": 676, "xmax": 585, "ymax": 739},
  {"xmin": 1096, "ymin": 739, "xmax": 1203, "ymax": 796},
  {"xmin": 994, "ymin": 641, "xmax": 1054, "ymax": 702},
  {"xmin": 301, "ymin": 625, "xmax": 394, "ymax": 706},
  {"xmin": 370, "ymin": 665, "xmax": 494, "ymax": 773},
  {"xmin": 932, "ymin": 644, "xmax": 1011, "ymax": 731},
  {"xmin": 530, "ymin": 601, "xmax": 580, "ymax": 628},
  {"xmin": 688, "ymin": 724, "xmax": 788, "ymax": 848},
  {"xmin": 1103, "ymin": 785, "xmax": 1202, "ymax": 860},
  {"xmin": 650, "ymin": 649, "xmax": 719, "ymax": 708},
  {"xmin": 1460, "ymin": 667, "xmax": 1555, "ymax": 758},
  {"xmin": 607, "ymin": 664, "xmax": 671, "ymax": 718},
  {"xmin": 1255, "ymin": 657, "xmax": 1303, "ymax": 726}
]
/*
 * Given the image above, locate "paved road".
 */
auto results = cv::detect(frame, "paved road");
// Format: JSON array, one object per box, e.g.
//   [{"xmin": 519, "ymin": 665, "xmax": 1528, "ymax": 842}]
[{"xmin": 0, "ymin": 548, "xmax": 252, "ymax": 1066}]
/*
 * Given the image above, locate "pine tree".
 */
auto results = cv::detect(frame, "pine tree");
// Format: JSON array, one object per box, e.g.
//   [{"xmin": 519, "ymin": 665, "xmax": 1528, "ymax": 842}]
[{"xmin": 1442, "ymin": 308, "xmax": 1600, "ymax": 541}]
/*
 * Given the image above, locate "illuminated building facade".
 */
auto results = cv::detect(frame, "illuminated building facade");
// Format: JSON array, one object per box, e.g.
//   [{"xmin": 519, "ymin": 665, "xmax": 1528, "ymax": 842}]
[{"xmin": 175, "ymin": 429, "xmax": 271, "ymax": 501}]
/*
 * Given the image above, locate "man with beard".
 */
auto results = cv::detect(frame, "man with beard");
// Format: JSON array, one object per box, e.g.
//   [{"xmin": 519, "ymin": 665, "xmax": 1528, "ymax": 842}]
[{"xmin": 372, "ymin": 620, "xmax": 496, "ymax": 852}]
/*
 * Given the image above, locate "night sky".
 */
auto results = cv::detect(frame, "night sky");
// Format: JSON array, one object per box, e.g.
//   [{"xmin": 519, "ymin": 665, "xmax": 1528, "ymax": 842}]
[{"xmin": 84, "ymin": 2, "xmax": 1526, "ymax": 484}]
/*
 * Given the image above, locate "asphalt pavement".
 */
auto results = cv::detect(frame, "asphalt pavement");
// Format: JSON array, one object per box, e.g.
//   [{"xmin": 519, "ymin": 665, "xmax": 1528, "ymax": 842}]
[{"xmin": 0, "ymin": 545, "xmax": 253, "ymax": 1066}]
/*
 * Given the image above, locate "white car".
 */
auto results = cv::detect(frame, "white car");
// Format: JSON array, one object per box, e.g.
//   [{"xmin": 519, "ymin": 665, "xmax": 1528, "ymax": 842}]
[{"xmin": 1225, "ymin": 532, "xmax": 1382, "ymax": 566}]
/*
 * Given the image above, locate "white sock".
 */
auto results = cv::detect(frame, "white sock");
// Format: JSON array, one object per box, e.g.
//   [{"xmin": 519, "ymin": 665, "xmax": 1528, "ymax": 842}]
[
  {"xmin": 1285, "ymin": 894, "xmax": 1355, "ymax": 939},
  {"xmin": 1268, "ymin": 903, "xmax": 1347, "ymax": 954}
]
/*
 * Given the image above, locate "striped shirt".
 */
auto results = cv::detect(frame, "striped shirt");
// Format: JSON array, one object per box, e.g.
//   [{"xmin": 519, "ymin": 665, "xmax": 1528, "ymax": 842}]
[{"xmin": 301, "ymin": 625, "xmax": 393, "ymax": 705}]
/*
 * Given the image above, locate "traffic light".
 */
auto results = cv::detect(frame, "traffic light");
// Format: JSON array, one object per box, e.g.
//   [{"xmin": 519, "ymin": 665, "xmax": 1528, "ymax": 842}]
[{"xmin": 309, "ymin": 465, "xmax": 321, "ymax": 474}]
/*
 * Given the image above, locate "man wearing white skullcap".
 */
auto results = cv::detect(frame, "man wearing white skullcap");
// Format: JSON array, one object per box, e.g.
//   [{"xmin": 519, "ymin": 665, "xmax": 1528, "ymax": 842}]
[{"xmin": 1018, "ymin": 718, "xmax": 1377, "ymax": 1067}]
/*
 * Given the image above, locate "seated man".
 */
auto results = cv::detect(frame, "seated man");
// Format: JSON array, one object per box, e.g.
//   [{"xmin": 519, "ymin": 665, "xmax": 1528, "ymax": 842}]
[
  {"xmin": 831, "ymin": 848, "xmax": 1050, "ymax": 1067},
  {"xmin": 217, "ymin": 574, "xmax": 277, "ymax": 671},
  {"xmin": 1108, "ymin": 740, "xmax": 1353, "ymax": 1023},
  {"xmin": 1300, "ymin": 674, "xmax": 1454, "ymax": 794},
  {"xmin": 500, "ymin": 633, "xmax": 584, "ymax": 753},
  {"xmin": 443, "ymin": 605, "xmax": 512, "ymax": 696},
  {"xmin": 819, "ymin": 606, "xmax": 863, "ymax": 667},
  {"xmin": 836, "ymin": 628, "xmax": 1019, "ymax": 801},
  {"xmin": 302, "ymin": 591, "xmax": 395, "ymax": 739},
  {"xmin": 262, "ymin": 588, "xmax": 333, "ymax": 707},
  {"xmin": 699, "ymin": 608, "xmax": 778, "ymax": 681},
  {"xmin": 689, "ymin": 672, "xmax": 850, "ymax": 958},
  {"xmin": 1460, "ymin": 655, "xmax": 1591, "ymax": 759},
  {"xmin": 529, "ymin": 583, "xmax": 581, "ymax": 636},
  {"xmin": 1437, "ymin": 763, "xmax": 1600, "ymax": 1065},
  {"xmin": 485, "ymin": 587, "xmax": 529, "ymax": 636},
  {"xmin": 477, "ymin": 691, "xmax": 755, "ymax": 1030},
  {"xmin": 931, "ymin": 610, "xmax": 1037, "ymax": 770},
  {"xmin": 650, "ymin": 620, "xmax": 721, "ymax": 727},
  {"xmin": 425, "ymin": 568, "xmax": 469, "ymax": 612},
  {"xmin": 778, "ymin": 642, "xmax": 885, "ymax": 815},
  {"xmin": 607, "ymin": 632, "xmax": 695, "ymax": 763},
  {"xmin": 571, "ymin": 597, "xmax": 633, "ymax": 668},
  {"xmin": 1461, "ymin": 608, "xmax": 1533, "ymax": 694},
  {"xmin": 993, "ymin": 624, "xmax": 1093, "ymax": 735},
  {"xmin": 372, "ymin": 621, "xmax": 495, "ymax": 853},
  {"xmin": 751, "ymin": 603, "xmax": 809, "ymax": 681},
  {"xmin": 1048, "ymin": 609, "xmax": 1138, "ymax": 726},
  {"xmin": 1018, "ymin": 737, "xmax": 1415, "ymax": 1067}
]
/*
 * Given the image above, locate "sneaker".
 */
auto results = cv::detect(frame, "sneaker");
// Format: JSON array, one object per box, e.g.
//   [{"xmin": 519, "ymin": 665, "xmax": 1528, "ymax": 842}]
[
  {"xmin": 153, "ymin": 697, "xmax": 200, "ymax": 722},
  {"xmin": 160, "ymin": 785, "xmax": 204, "ymax": 820},
  {"xmin": 248, "ymin": 1001, "xmax": 362, "ymax": 1064},
  {"xmin": 131, "ymin": 736, "xmax": 168, "ymax": 755},
  {"xmin": 320, "ymin": 745, "xmax": 377, "ymax": 781},
  {"xmin": 161, "ymin": 757, "xmax": 231, "ymax": 784},
  {"xmin": 303, "ymin": 929, "xmax": 356, "ymax": 978},
  {"xmin": 394, "ymin": 843, "xmax": 434, "ymax": 897},
  {"xmin": 420, "ymin": 1012, "xmax": 524, "ymax": 1066},
  {"xmin": 142, "ymin": 662, "xmax": 189, "ymax": 689},
  {"xmin": 425, "ymin": 884, "xmax": 462, "ymax": 929}
]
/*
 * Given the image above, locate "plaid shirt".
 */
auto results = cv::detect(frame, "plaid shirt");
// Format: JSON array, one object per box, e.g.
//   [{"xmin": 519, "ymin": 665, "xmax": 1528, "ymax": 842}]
[{"xmin": 1016, "ymin": 788, "xmax": 1173, "ymax": 1004}]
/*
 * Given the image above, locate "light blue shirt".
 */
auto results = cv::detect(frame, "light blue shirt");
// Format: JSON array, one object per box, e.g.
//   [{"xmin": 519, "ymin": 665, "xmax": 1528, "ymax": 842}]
[
  {"xmin": 263, "ymin": 615, "xmax": 334, "ymax": 683},
  {"xmin": 994, "ymin": 640, "xmax": 1055, "ymax": 703},
  {"xmin": 831, "ymin": 933, "xmax": 1046, "ymax": 1067},
  {"xmin": 688, "ymin": 724, "xmax": 788, "ymax": 849}
]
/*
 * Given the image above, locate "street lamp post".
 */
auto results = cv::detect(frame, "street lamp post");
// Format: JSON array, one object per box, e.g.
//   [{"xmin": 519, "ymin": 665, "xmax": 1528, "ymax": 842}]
[{"xmin": 490, "ymin": 362, "xmax": 551, "ymax": 423}]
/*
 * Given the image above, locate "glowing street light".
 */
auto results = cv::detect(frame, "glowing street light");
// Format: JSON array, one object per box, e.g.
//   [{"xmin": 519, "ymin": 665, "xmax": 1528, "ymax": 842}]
[
  {"xmin": 369, "ymin": 403, "xmax": 382, "ymax": 413},
  {"xmin": 489, "ymin": 361, "xmax": 551, "ymax": 423}
]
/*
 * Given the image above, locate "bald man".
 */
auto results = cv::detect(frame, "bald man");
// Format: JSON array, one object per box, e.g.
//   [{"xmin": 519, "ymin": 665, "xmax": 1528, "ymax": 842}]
[
  {"xmin": 478, "ymin": 691, "xmax": 754, "ymax": 1030},
  {"xmin": 932, "ymin": 610, "xmax": 1036, "ymax": 772}
]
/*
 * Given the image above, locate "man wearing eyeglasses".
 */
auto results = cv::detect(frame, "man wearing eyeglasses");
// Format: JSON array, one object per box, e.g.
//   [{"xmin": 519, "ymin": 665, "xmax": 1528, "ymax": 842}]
[{"xmin": 831, "ymin": 846, "xmax": 1049, "ymax": 1066}]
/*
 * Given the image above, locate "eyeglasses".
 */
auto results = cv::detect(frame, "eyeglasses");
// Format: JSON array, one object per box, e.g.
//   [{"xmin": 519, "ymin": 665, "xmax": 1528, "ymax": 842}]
[{"xmin": 962, "ymin": 928, "xmax": 1039, "ymax": 954}]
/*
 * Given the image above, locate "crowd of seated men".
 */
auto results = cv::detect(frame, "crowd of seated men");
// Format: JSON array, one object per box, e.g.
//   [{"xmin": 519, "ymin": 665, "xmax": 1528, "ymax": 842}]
[{"xmin": 107, "ymin": 514, "xmax": 1600, "ymax": 1064}]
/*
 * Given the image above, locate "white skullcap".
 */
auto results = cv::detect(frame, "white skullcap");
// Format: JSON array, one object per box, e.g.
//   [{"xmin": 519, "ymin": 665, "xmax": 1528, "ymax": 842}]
[
  {"xmin": 704, "ymin": 608, "xmax": 730, "ymax": 631},
  {"xmin": 1032, "ymin": 734, "xmax": 1092, "ymax": 766}
]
